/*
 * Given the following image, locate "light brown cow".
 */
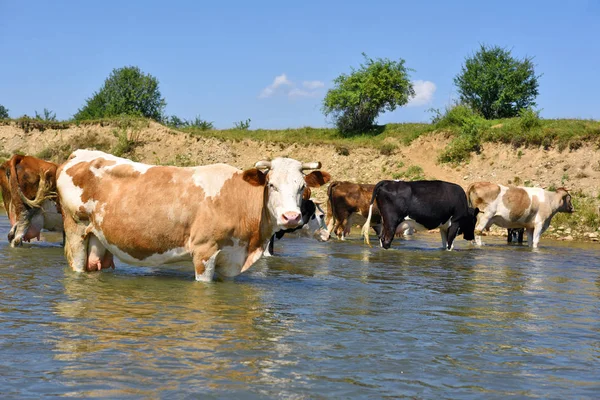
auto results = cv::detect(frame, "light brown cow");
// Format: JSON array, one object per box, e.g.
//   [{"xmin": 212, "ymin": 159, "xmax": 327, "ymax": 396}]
[
  {"xmin": 56, "ymin": 150, "xmax": 330, "ymax": 281},
  {"xmin": 0, "ymin": 154, "xmax": 63, "ymax": 246},
  {"xmin": 326, "ymin": 181, "xmax": 414, "ymax": 240},
  {"xmin": 467, "ymin": 182, "xmax": 574, "ymax": 248}
]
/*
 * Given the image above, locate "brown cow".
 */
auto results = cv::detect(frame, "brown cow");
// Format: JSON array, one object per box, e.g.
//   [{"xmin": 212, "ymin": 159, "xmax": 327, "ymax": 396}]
[
  {"xmin": 467, "ymin": 182, "xmax": 574, "ymax": 248},
  {"xmin": 0, "ymin": 155, "xmax": 63, "ymax": 246},
  {"xmin": 326, "ymin": 181, "xmax": 414, "ymax": 240},
  {"xmin": 57, "ymin": 150, "xmax": 330, "ymax": 281}
]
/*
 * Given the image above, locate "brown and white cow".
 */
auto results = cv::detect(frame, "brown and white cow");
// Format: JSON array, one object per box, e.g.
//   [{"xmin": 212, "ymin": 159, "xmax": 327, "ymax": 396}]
[
  {"xmin": 0, "ymin": 154, "xmax": 63, "ymax": 247},
  {"xmin": 56, "ymin": 150, "xmax": 330, "ymax": 281},
  {"xmin": 326, "ymin": 181, "xmax": 414, "ymax": 240},
  {"xmin": 467, "ymin": 182, "xmax": 574, "ymax": 248}
]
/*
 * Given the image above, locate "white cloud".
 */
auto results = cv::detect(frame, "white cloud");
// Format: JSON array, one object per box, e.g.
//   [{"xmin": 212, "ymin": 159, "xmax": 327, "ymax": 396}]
[
  {"xmin": 259, "ymin": 75, "xmax": 325, "ymax": 99},
  {"xmin": 259, "ymin": 73, "xmax": 292, "ymax": 98},
  {"xmin": 302, "ymin": 80, "xmax": 325, "ymax": 90},
  {"xmin": 408, "ymin": 80, "xmax": 436, "ymax": 106},
  {"xmin": 289, "ymin": 88, "xmax": 321, "ymax": 98}
]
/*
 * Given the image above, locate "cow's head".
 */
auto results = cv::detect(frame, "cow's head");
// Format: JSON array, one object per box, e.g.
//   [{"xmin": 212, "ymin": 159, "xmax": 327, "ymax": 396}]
[
  {"xmin": 0, "ymin": 155, "xmax": 58, "ymax": 247},
  {"xmin": 300, "ymin": 201, "xmax": 329, "ymax": 241},
  {"xmin": 458, "ymin": 207, "xmax": 480, "ymax": 241},
  {"xmin": 556, "ymin": 188, "xmax": 574, "ymax": 213},
  {"xmin": 243, "ymin": 158, "xmax": 330, "ymax": 230}
]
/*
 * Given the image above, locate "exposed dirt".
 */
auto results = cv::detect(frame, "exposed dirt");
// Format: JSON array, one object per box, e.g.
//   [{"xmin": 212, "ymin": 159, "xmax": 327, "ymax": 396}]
[{"xmin": 1, "ymin": 121, "xmax": 599, "ymax": 240}]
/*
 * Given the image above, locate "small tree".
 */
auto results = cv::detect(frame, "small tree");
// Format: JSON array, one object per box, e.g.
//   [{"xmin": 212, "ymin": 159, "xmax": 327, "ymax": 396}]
[
  {"xmin": 75, "ymin": 66, "xmax": 166, "ymax": 121},
  {"xmin": 0, "ymin": 104, "xmax": 9, "ymax": 119},
  {"xmin": 454, "ymin": 45, "xmax": 540, "ymax": 119},
  {"xmin": 323, "ymin": 53, "xmax": 415, "ymax": 135}
]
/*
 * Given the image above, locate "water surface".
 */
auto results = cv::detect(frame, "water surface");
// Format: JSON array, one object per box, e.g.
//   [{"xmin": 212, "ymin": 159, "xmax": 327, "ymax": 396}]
[{"xmin": 1, "ymin": 212, "xmax": 599, "ymax": 398}]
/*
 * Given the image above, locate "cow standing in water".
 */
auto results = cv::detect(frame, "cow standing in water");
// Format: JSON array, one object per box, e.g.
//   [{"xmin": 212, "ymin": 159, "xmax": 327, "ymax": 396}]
[
  {"xmin": 0, "ymin": 155, "xmax": 63, "ymax": 247},
  {"xmin": 467, "ymin": 182, "xmax": 574, "ymax": 248},
  {"xmin": 326, "ymin": 181, "xmax": 414, "ymax": 240},
  {"xmin": 57, "ymin": 150, "xmax": 330, "ymax": 281},
  {"xmin": 362, "ymin": 180, "xmax": 479, "ymax": 250}
]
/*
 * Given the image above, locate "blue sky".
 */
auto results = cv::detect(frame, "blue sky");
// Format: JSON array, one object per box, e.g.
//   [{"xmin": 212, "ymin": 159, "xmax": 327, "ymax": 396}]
[{"xmin": 1, "ymin": 0, "xmax": 598, "ymax": 129}]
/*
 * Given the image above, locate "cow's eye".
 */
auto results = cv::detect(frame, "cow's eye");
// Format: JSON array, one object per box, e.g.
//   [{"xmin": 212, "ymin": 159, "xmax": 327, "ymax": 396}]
[
  {"xmin": 269, "ymin": 183, "xmax": 278, "ymax": 192},
  {"xmin": 311, "ymin": 215, "xmax": 316, "ymax": 220}
]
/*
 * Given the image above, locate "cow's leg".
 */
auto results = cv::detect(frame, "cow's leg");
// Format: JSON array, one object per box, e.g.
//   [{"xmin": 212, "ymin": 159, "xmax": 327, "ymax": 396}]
[
  {"xmin": 440, "ymin": 227, "xmax": 449, "ymax": 249},
  {"xmin": 193, "ymin": 246, "xmax": 221, "ymax": 282},
  {"xmin": 517, "ymin": 229, "xmax": 524, "ymax": 244},
  {"xmin": 63, "ymin": 217, "xmax": 88, "ymax": 273},
  {"xmin": 474, "ymin": 213, "xmax": 494, "ymax": 246},
  {"xmin": 264, "ymin": 235, "xmax": 274, "ymax": 257},
  {"xmin": 526, "ymin": 227, "xmax": 535, "ymax": 248},
  {"xmin": 446, "ymin": 221, "xmax": 461, "ymax": 251},
  {"xmin": 531, "ymin": 223, "xmax": 544, "ymax": 248}
]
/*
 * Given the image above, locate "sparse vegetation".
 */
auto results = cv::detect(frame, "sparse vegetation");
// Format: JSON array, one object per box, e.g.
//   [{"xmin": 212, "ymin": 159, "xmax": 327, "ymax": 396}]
[
  {"xmin": 34, "ymin": 108, "xmax": 57, "ymax": 122},
  {"xmin": 379, "ymin": 143, "xmax": 396, "ymax": 156},
  {"xmin": 393, "ymin": 165, "xmax": 425, "ymax": 181},
  {"xmin": 233, "ymin": 118, "xmax": 251, "ymax": 130}
]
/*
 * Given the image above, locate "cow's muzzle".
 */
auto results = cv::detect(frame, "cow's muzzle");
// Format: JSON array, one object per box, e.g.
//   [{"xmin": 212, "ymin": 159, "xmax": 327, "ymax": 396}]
[{"xmin": 281, "ymin": 211, "xmax": 302, "ymax": 228}]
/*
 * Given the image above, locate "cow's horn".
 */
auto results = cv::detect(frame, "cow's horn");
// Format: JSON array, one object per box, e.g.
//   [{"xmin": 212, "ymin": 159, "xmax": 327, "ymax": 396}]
[
  {"xmin": 255, "ymin": 161, "xmax": 272, "ymax": 170},
  {"xmin": 301, "ymin": 162, "xmax": 321, "ymax": 170},
  {"xmin": 18, "ymin": 172, "xmax": 56, "ymax": 209}
]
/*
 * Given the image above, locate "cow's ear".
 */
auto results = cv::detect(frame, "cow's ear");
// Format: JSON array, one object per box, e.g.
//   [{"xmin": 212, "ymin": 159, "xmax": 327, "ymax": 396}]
[
  {"xmin": 242, "ymin": 168, "xmax": 267, "ymax": 187},
  {"xmin": 305, "ymin": 171, "xmax": 331, "ymax": 188},
  {"xmin": 302, "ymin": 187, "xmax": 312, "ymax": 200}
]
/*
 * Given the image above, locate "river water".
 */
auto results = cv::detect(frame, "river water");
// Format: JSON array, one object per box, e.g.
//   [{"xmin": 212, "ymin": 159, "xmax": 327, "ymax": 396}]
[{"xmin": 1, "ymin": 212, "xmax": 599, "ymax": 398}]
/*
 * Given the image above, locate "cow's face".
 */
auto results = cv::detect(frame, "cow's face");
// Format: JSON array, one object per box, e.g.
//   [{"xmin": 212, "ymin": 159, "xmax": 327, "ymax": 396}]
[
  {"xmin": 458, "ymin": 207, "xmax": 479, "ymax": 241},
  {"xmin": 302, "ymin": 202, "xmax": 329, "ymax": 241},
  {"xmin": 243, "ymin": 158, "xmax": 330, "ymax": 230},
  {"xmin": 557, "ymin": 189, "xmax": 574, "ymax": 213}
]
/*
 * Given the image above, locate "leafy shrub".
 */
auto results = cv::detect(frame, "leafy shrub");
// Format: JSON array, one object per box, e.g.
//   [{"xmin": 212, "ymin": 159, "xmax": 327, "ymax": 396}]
[
  {"xmin": 75, "ymin": 66, "xmax": 166, "ymax": 121},
  {"xmin": 188, "ymin": 116, "xmax": 214, "ymax": 130},
  {"xmin": 335, "ymin": 145, "xmax": 350, "ymax": 156},
  {"xmin": 438, "ymin": 134, "xmax": 481, "ymax": 164},
  {"xmin": 323, "ymin": 53, "xmax": 415, "ymax": 135},
  {"xmin": 519, "ymin": 107, "xmax": 542, "ymax": 131},
  {"xmin": 234, "ymin": 118, "xmax": 251, "ymax": 130},
  {"xmin": 379, "ymin": 143, "xmax": 397, "ymax": 155}
]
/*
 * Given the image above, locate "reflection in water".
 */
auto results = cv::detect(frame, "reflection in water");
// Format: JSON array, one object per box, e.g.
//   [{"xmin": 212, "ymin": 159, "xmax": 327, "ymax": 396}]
[{"xmin": 1, "ymin": 211, "xmax": 600, "ymax": 398}]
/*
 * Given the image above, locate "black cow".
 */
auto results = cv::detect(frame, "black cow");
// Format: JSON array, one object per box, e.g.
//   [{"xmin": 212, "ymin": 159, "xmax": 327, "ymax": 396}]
[
  {"xmin": 265, "ymin": 199, "xmax": 328, "ymax": 256},
  {"xmin": 362, "ymin": 180, "xmax": 479, "ymax": 250}
]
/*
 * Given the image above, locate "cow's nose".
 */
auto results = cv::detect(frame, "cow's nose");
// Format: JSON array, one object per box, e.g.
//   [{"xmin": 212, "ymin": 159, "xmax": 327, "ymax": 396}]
[{"xmin": 282, "ymin": 211, "xmax": 302, "ymax": 225}]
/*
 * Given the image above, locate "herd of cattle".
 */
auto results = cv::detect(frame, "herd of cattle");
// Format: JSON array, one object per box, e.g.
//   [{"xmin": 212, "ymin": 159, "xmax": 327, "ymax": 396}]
[{"xmin": 0, "ymin": 150, "xmax": 574, "ymax": 281}]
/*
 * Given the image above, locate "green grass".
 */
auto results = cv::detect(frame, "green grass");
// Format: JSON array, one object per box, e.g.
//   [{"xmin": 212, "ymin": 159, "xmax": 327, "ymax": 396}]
[{"xmin": 2, "ymin": 114, "xmax": 599, "ymax": 158}]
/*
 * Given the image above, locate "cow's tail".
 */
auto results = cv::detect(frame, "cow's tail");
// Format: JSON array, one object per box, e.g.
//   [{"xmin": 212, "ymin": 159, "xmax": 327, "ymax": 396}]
[
  {"xmin": 362, "ymin": 180, "xmax": 386, "ymax": 246},
  {"xmin": 325, "ymin": 181, "xmax": 339, "ymax": 235},
  {"xmin": 466, "ymin": 182, "xmax": 475, "ymax": 208}
]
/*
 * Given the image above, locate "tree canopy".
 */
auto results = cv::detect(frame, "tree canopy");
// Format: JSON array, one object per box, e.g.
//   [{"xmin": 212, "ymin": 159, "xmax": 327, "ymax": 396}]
[
  {"xmin": 454, "ymin": 45, "xmax": 540, "ymax": 119},
  {"xmin": 75, "ymin": 66, "xmax": 166, "ymax": 121},
  {"xmin": 323, "ymin": 53, "xmax": 415, "ymax": 135}
]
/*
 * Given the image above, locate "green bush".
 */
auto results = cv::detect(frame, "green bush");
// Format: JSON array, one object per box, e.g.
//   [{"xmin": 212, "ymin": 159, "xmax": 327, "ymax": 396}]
[
  {"xmin": 438, "ymin": 134, "xmax": 481, "ymax": 164},
  {"xmin": 75, "ymin": 66, "xmax": 166, "ymax": 121},
  {"xmin": 454, "ymin": 44, "xmax": 540, "ymax": 119},
  {"xmin": 519, "ymin": 107, "xmax": 542, "ymax": 131},
  {"xmin": 0, "ymin": 104, "xmax": 9, "ymax": 119},
  {"xmin": 323, "ymin": 53, "xmax": 415, "ymax": 135}
]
